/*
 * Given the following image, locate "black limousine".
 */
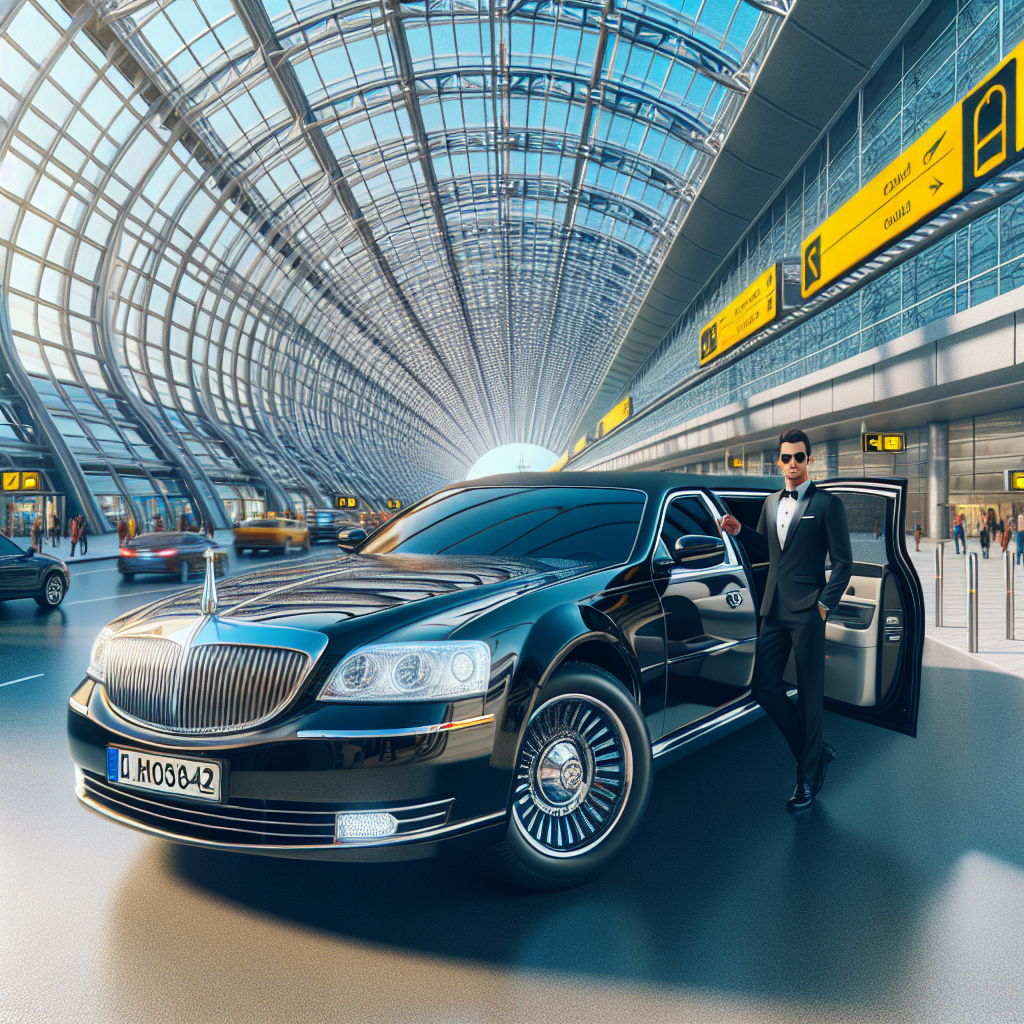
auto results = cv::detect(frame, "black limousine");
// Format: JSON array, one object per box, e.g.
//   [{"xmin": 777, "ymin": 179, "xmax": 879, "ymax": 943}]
[{"xmin": 67, "ymin": 473, "xmax": 923, "ymax": 890}]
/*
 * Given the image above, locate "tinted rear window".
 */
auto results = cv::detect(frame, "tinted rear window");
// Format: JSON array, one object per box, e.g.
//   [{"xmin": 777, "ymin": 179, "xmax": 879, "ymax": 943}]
[{"xmin": 360, "ymin": 486, "xmax": 646, "ymax": 564}]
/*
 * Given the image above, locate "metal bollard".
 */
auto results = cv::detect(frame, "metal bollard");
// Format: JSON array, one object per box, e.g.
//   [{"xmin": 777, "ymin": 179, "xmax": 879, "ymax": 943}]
[
  {"xmin": 934, "ymin": 543, "xmax": 944, "ymax": 627},
  {"xmin": 967, "ymin": 552, "xmax": 979, "ymax": 653},
  {"xmin": 1007, "ymin": 552, "xmax": 1016, "ymax": 641}
]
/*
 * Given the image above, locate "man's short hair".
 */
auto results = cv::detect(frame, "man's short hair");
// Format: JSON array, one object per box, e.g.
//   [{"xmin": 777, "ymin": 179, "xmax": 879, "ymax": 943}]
[{"xmin": 779, "ymin": 427, "xmax": 811, "ymax": 456}]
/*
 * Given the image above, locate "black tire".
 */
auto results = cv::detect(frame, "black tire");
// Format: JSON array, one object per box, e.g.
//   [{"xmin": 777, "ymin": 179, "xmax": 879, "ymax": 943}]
[
  {"xmin": 36, "ymin": 572, "xmax": 66, "ymax": 608},
  {"xmin": 475, "ymin": 663, "xmax": 652, "ymax": 892},
  {"xmin": 304, "ymin": 536, "xmax": 311, "ymax": 551},
  {"xmin": 282, "ymin": 538, "xmax": 292, "ymax": 556},
  {"xmin": 122, "ymin": 572, "xmax": 134, "ymax": 582},
  {"xmin": 179, "ymin": 561, "xmax": 190, "ymax": 583},
  {"xmin": 234, "ymin": 546, "xmax": 245, "ymax": 556}
]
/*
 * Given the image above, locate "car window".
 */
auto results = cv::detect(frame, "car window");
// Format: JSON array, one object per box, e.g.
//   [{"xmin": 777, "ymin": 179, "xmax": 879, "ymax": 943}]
[
  {"xmin": 0, "ymin": 535, "xmax": 24, "ymax": 556},
  {"xmin": 659, "ymin": 494, "xmax": 722, "ymax": 555},
  {"xmin": 360, "ymin": 486, "xmax": 646, "ymax": 565}
]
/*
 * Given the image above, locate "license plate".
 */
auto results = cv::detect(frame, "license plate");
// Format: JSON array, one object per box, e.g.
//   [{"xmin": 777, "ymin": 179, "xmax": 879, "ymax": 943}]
[{"xmin": 106, "ymin": 747, "xmax": 221, "ymax": 802}]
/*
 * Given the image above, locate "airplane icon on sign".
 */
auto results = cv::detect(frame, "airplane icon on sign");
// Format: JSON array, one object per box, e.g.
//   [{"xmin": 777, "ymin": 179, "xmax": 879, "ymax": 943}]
[{"xmin": 923, "ymin": 130, "xmax": 945, "ymax": 165}]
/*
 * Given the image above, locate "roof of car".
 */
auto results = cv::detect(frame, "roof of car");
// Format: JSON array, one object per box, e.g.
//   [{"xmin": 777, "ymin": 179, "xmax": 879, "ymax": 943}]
[{"xmin": 446, "ymin": 470, "xmax": 784, "ymax": 498}]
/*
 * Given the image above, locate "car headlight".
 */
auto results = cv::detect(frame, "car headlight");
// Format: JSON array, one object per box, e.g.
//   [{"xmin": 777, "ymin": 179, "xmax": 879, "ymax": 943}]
[
  {"xmin": 319, "ymin": 642, "xmax": 491, "ymax": 702},
  {"xmin": 88, "ymin": 626, "xmax": 115, "ymax": 682}
]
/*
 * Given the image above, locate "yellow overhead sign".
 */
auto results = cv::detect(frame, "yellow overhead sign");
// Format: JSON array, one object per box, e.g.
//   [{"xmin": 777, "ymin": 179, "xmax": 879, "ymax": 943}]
[
  {"xmin": 386, "ymin": 499, "xmax": 402, "ymax": 510},
  {"xmin": 573, "ymin": 436, "xmax": 588, "ymax": 456},
  {"xmin": 336, "ymin": 496, "xmax": 357, "ymax": 509},
  {"xmin": 802, "ymin": 39, "xmax": 1024, "ymax": 299},
  {"xmin": 548, "ymin": 452, "xmax": 569, "ymax": 473},
  {"xmin": 597, "ymin": 397, "xmax": 632, "ymax": 438},
  {"xmin": 2, "ymin": 471, "xmax": 41, "ymax": 490},
  {"xmin": 699, "ymin": 263, "xmax": 782, "ymax": 365},
  {"xmin": 1006, "ymin": 471, "xmax": 1024, "ymax": 490},
  {"xmin": 862, "ymin": 432, "xmax": 906, "ymax": 453}
]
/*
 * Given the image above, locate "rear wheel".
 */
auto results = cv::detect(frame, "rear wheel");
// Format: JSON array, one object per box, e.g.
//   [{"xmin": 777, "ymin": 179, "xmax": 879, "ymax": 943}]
[
  {"xmin": 36, "ymin": 573, "xmax": 66, "ymax": 608},
  {"xmin": 122, "ymin": 572, "xmax": 134, "ymax": 582},
  {"xmin": 304, "ymin": 536, "xmax": 311, "ymax": 551},
  {"xmin": 282, "ymin": 538, "xmax": 292, "ymax": 556},
  {"xmin": 179, "ymin": 561, "xmax": 190, "ymax": 583},
  {"xmin": 234, "ymin": 545, "xmax": 245, "ymax": 556},
  {"xmin": 475, "ymin": 664, "xmax": 651, "ymax": 891}
]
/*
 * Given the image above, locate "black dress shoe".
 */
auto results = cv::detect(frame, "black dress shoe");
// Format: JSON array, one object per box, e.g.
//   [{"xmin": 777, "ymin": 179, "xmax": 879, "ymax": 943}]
[
  {"xmin": 787, "ymin": 779, "xmax": 813, "ymax": 811},
  {"xmin": 813, "ymin": 742, "xmax": 837, "ymax": 796}
]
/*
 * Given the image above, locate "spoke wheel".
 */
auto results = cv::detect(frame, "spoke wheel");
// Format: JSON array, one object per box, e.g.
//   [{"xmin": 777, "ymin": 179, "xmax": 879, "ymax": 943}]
[
  {"xmin": 45, "ymin": 574, "xmax": 64, "ymax": 605},
  {"xmin": 512, "ymin": 694, "xmax": 631, "ymax": 858}
]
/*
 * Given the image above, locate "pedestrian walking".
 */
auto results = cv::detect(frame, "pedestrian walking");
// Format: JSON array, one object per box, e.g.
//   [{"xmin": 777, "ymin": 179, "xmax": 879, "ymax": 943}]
[
  {"xmin": 49, "ymin": 512, "xmax": 59, "ymax": 547},
  {"xmin": 953, "ymin": 513, "xmax": 965, "ymax": 554},
  {"xmin": 31, "ymin": 516, "xmax": 42, "ymax": 550},
  {"xmin": 117, "ymin": 518, "xmax": 128, "ymax": 545},
  {"xmin": 78, "ymin": 515, "xmax": 88, "ymax": 555},
  {"xmin": 914, "ymin": 522, "xmax": 922, "ymax": 552},
  {"xmin": 70, "ymin": 516, "xmax": 80, "ymax": 557},
  {"xmin": 980, "ymin": 523, "xmax": 990, "ymax": 559},
  {"xmin": 1001, "ymin": 520, "xmax": 1013, "ymax": 556},
  {"xmin": 1017, "ymin": 512, "xmax": 1024, "ymax": 566}
]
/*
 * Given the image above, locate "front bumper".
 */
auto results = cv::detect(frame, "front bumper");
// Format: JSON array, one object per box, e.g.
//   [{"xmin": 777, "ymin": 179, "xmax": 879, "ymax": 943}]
[{"xmin": 67, "ymin": 682, "xmax": 510, "ymax": 861}]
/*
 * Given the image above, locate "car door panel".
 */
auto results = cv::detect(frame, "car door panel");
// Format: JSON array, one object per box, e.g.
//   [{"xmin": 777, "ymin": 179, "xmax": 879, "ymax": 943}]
[{"xmin": 813, "ymin": 480, "xmax": 922, "ymax": 735}]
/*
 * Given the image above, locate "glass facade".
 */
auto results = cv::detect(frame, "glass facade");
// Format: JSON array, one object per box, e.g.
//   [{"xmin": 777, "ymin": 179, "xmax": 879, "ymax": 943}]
[
  {"xmin": 574, "ymin": 0, "xmax": 1024, "ymax": 468},
  {"xmin": 1, "ymin": 0, "xmax": 781, "ymax": 528}
]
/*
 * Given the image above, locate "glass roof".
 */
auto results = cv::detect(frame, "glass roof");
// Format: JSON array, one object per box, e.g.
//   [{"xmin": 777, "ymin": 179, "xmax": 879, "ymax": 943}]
[{"xmin": 1, "ymin": 0, "xmax": 780, "ymax": 503}]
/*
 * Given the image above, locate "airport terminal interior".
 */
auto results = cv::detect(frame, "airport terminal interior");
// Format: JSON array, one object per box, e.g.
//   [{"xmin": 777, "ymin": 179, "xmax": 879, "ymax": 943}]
[{"xmin": 1, "ymin": 0, "xmax": 1023, "ymax": 1019}]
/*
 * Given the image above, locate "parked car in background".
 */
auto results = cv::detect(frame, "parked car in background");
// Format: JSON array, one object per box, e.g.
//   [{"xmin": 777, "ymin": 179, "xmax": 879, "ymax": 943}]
[
  {"xmin": 307, "ymin": 508, "xmax": 360, "ymax": 543},
  {"xmin": 0, "ymin": 533, "xmax": 70, "ymax": 607},
  {"xmin": 118, "ymin": 532, "xmax": 228, "ymax": 583},
  {"xmin": 233, "ymin": 516, "xmax": 309, "ymax": 555},
  {"xmin": 69, "ymin": 472, "xmax": 922, "ymax": 892}
]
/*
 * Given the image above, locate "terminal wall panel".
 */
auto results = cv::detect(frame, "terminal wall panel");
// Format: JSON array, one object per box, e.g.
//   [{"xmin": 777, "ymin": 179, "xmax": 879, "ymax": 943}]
[
  {"xmin": 935, "ymin": 316, "xmax": 1016, "ymax": 387},
  {"xmin": 873, "ymin": 347, "xmax": 936, "ymax": 403},
  {"xmin": 800, "ymin": 381, "xmax": 833, "ymax": 420}
]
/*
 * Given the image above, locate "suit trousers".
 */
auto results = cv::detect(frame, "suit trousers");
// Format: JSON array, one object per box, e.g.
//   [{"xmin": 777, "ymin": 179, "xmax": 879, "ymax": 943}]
[{"xmin": 752, "ymin": 593, "xmax": 825, "ymax": 782}]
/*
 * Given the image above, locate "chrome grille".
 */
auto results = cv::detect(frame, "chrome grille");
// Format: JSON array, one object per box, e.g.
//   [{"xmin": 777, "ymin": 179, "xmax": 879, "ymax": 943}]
[{"xmin": 104, "ymin": 638, "xmax": 310, "ymax": 734}]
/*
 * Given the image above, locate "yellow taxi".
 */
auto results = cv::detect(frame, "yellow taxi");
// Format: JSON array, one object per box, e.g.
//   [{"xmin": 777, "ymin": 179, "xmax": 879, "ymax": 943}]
[{"xmin": 233, "ymin": 516, "xmax": 309, "ymax": 555}]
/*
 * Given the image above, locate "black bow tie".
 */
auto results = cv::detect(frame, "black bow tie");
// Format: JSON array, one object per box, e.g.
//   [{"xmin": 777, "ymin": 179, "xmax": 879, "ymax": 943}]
[{"xmin": 783, "ymin": 490, "xmax": 800, "ymax": 500}]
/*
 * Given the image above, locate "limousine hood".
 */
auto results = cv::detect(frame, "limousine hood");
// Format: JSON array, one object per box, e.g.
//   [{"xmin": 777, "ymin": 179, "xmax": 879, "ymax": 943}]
[{"xmin": 113, "ymin": 552, "xmax": 586, "ymax": 632}]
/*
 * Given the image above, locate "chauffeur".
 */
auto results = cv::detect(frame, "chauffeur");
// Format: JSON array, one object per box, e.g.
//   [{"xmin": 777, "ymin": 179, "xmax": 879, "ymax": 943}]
[{"xmin": 720, "ymin": 428, "xmax": 853, "ymax": 811}]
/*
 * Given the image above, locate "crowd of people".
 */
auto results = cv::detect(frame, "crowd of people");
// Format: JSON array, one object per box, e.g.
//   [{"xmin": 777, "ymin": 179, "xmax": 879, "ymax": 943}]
[{"xmin": 949, "ymin": 508, "xmax": 1024, "ymax": 563}]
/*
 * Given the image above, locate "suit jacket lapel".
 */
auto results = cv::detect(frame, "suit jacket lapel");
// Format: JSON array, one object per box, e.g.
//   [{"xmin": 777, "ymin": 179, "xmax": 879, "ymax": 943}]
[{"xmin": 782, "ymin": 482, "xmax": 816, "ymax": 552}]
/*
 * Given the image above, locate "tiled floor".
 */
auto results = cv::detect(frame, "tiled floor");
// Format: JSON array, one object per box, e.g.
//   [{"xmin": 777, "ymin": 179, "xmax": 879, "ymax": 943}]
[{"xmin": 909, "ymin": 537, "xmax": 1024, "ymax": 678}]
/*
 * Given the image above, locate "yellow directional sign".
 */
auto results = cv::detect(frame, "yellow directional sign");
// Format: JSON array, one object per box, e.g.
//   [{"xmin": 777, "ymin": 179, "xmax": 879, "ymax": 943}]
[
  {"xmin": 802, "ymin": 39, "xmax": 1024, "ymax": 299},
  {"xmin": 548, "ymin": 452, "xmax": 569, "ymax": 473},
  {"xmin": 862, "ymin": 432, "xmax": 906, "ymax": 453},
  {"xmin": 2, "ymin": 472, "xmax": 19, "ymax": 491},
  {"xmin": 1006, "ymin": 471, "xmax": 1024, "ymax": 491},
  {"xmin": 20, "ymin": 472, "xmax": 40, "ymax": 489},
  {"xmin": 597, "ymin": 397, "xmax": 632, "ymax": 438},
  {"xmin": 336, "ymin": 496, "xmax": 358, "ymax": 509},
  {"xmin": 573, "ymin": 436, "xmax": 588, "ymax": 456},
  {"xmin": 699, "ymin": 263, "xmax": 782, "ymax": 366},
  {"xmin": 386, "ymin": 499, "xmax": 402, "ymax": 510}
]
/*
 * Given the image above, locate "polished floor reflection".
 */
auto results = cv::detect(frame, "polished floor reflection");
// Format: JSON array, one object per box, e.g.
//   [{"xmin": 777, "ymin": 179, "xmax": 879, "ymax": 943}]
[{"xmin": 2, "ymin": 559, "xmax": 1023, "ymax": 1023}]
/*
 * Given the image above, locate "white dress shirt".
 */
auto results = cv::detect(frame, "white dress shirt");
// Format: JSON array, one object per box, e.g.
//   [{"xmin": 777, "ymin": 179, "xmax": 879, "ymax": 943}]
[{"xmin": 776, "ymin": 477, "xmax": 811, "ymax": 549}]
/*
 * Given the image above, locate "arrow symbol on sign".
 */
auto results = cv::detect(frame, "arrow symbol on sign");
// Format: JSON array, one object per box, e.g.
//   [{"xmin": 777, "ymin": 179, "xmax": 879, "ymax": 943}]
[
  {"xmin": 929, "ymin": 176, "xmax": 943, "ymax": 194},
  {"xmin": 923, "ymin": 131, "xmax": 945, "ymax": 165}
]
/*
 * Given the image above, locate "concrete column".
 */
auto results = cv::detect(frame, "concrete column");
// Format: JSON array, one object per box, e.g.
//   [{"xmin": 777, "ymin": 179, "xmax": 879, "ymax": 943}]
[
  {"xmin": 825, "ymin": 439, "xmax": 839, "ymax": 479},
  {"xmin": 928, "ymin": 421, "xmax": 949, "ymax": 540}
]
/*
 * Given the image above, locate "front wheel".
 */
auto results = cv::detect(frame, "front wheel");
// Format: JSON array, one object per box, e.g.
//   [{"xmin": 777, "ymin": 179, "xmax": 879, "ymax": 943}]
[
  {"xmin": 282, "ymin": 538, "xmax": 291, "ymax": 556},
  {"xmin": 475, "ymin": 664, "xmax": 652, "ymax": 891},
  {"xmin": 36, "ymin": 573, "xmax": 66, "ymax": 608},
  {"xmin": 234, "ymin": 545, "xmax": 245, "ymax": 556}
]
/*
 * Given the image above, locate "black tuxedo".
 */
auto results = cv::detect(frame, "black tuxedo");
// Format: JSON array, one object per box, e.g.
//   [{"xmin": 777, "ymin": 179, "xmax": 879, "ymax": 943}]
[{"xmin": 739, "ymin": 482, "xmax": 853, "ymax": 782}]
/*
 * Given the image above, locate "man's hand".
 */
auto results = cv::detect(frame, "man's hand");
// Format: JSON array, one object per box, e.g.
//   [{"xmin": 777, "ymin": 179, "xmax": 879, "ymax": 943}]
[
  {"xmin": 719, "ymin": 514, "xmax": 741, "ymax": 536},
  {"xmin": 819, "ymin": 603, "xmax": 828, "ymax": 621}
]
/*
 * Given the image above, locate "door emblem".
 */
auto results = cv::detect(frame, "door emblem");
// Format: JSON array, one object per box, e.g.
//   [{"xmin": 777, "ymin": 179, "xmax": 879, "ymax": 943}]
[{"xmin": 726, "ymin": 591, "xmax": 743, "ymax": 608}]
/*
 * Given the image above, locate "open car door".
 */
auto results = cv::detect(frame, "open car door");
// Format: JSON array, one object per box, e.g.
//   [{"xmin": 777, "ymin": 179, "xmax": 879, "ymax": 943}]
[{"xmin": 814, "ymin": 478, "xmax": 924, "ymax": 736}]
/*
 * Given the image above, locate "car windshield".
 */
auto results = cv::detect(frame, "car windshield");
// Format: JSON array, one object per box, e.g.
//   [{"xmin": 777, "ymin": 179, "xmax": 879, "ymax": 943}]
[
  {"xmin": 360, "ymin": 486, "xmax": 646, "ymax": 564},
  {"xmin": 240, "ymin": 519, "xmax": 279, "ymax": 527},
  {"xmin": 0, "ymin": 534, "xmax": 26, "ymax": 556}
]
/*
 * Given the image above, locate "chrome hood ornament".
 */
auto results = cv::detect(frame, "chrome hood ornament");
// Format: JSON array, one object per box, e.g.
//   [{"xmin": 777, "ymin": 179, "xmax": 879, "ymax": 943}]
[{"xmin": 201, "ymin": 548, "xmax": 218, "ymax": 616}]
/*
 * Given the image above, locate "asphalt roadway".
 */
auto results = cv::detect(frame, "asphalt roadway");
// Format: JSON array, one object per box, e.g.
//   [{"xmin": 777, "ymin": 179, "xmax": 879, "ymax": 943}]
[{"xmin": 1, "ymin": 548, "xmax": 1023, "ymax": 1024}]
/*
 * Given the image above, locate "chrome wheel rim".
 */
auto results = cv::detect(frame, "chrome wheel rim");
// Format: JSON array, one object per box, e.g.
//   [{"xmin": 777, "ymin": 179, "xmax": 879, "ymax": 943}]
[
  {"xmin": 283, "ymin": 539, "xmax": 291, "ymax": 555},
  {"xmin": 45, "ymin": 575, "xmax": 63, "ymax": 604},
  {"xmin": 512, "ymin": 694, "xmax": 631, "ymax": 858}
]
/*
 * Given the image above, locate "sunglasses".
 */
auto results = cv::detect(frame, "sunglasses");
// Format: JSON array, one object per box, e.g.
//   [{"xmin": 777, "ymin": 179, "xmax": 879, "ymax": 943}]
[{"xmin": 779, "ymin": 452, "xmax": 808, "ymax": 464}]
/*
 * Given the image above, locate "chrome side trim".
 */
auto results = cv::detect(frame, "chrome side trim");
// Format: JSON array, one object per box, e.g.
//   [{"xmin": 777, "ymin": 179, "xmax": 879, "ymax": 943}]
[
  {"xmin": 68, "ymin": 695, "xmax": 89, "ymax": 716},
  {"xmin": 665, "ymin": 635, "xmax": 756, "ymax": 665},
  {"xmin": 76, "ymin": 788, "xmax": 506, "ymax": 851},
  {"xmin": 297, "ymin": 713, "xmax": 495, "ymax": 739},
  {"xmin": 651, "ymin": 687, "xmax": 797, "ymax": 766}
]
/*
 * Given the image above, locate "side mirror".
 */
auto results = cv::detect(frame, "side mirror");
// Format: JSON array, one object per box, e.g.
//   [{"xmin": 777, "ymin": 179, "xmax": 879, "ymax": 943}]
[
  {"xmin": 26, "ymin": 545, "xmax": 37, "ymax": 557},
  {"xmin": 338, "ymin": 528, "xmax": 367, "ymax": 549},
  {"xmin": 673, "ymin": 534, "xmax": 726, "ymax": 569}
]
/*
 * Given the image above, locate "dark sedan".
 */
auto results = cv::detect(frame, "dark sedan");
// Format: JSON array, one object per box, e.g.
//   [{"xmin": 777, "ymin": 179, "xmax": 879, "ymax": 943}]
[
  {"xmin": 68, "ymin": 473, "xmax": 922, "ymax": 890},
  {"xmin": 0, "ymin": 534, "xmax": 70, "ymax": 608},
  {"xmin": 307, "ymin": 508, "xmax": 359, "ymax": 543},
  {"xmin": 118, "ymin": 532, "xmax": 228, "ymax": 582}
]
